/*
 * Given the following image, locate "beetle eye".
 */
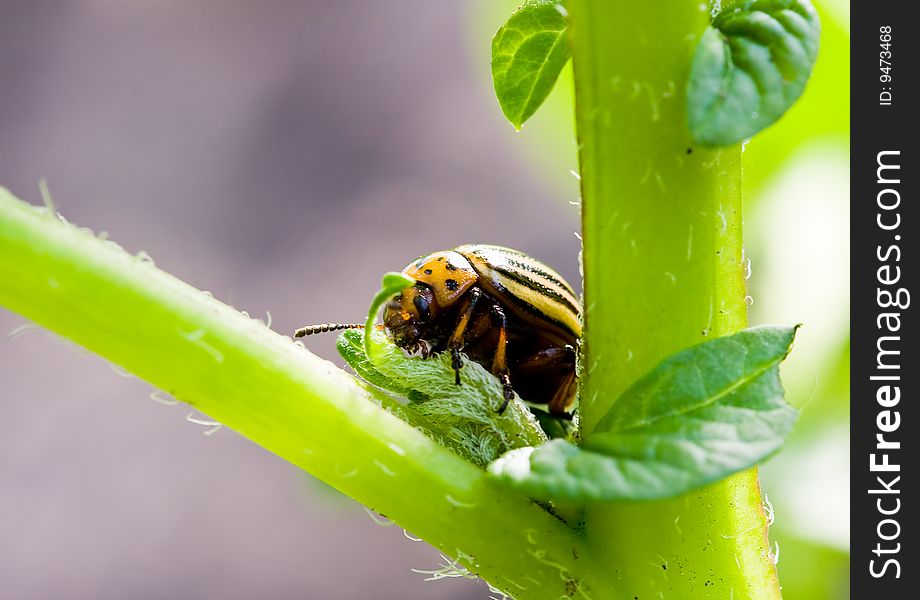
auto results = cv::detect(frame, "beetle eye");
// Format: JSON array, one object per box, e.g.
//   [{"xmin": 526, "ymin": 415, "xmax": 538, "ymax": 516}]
[{"xmin": 413, "ymin": 295, "xmax": 430, "ymax": 320}]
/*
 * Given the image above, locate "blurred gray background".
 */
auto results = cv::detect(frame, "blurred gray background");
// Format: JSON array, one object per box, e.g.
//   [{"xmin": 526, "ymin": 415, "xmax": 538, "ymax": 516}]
[{"xmin": 0, "ymin": 1, "xmax": 580, "ymax": 598}]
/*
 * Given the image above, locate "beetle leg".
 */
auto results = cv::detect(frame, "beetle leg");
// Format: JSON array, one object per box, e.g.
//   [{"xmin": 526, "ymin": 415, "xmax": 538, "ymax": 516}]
[
  {"xmin": 489, "ymin": 306, "xmax": 515, "ymax": 414},
  {"xmin": 514, "ymin": 346, "xmax": 571, "ymax": 370},
  {"xmin": 514, "ymin": 344, "xmax": 577, "ymax": 417},
  {"xmin": 447, "ymin": 288, "xmax": 481, "ymax": 385},
  {"xmin": 548, "ymin": 370, "xmax": 577, "ymax": 418}
]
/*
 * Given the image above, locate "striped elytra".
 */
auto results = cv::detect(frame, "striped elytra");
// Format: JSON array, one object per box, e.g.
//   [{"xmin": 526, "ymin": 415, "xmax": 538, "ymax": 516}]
[{"xmin": 454, "ymin": 244, "xmax": 581, "ymax": 341}]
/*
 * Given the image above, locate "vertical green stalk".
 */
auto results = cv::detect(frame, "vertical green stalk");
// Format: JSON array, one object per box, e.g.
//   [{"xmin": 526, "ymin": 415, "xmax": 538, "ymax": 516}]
[{"xmin": 570, "ymin": 0, "xmax": 780, "ymax": 597}]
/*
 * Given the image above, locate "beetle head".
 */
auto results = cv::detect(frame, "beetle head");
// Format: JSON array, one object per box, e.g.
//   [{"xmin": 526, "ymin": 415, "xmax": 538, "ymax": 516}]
[{"xmin": 383, "ymin": 282, "xmax": 437, "ymax": 352}]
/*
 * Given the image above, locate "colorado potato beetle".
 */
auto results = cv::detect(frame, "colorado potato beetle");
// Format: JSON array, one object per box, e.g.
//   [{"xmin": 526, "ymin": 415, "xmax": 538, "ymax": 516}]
[{"xmin": 295, "ymin": 244, "xmax": 581, "ymax": 416}]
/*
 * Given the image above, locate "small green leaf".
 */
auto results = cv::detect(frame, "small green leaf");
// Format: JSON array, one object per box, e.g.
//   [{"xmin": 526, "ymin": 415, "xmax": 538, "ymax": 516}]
[
  {"xmin": 489, "ymin": 326, "xmax": 800, "ymax": 501},
  {"xmin": 350, "ymin": 272, "xmax": 548, "ymax": 465},
  {"xmin": 339, "ymin": 329, "xmax": 547, "ymax": 468},
  {"xmin": 594, "ymin": 325, "xmax": 798, "ymax": 433},
  {"xmin": 364, "ymin": 272, "xmax": 414, "ymax": 356},
  {"xmin": 336, "ymin": 327, "xmax": 419, "ymax": 401},
  {"xmin": 687, "ymin": 0, "xmax": 820, "ymax": 146},
  {"xmin": 492, "ymin": 0, "xmax": 570, "ymax": 129}
]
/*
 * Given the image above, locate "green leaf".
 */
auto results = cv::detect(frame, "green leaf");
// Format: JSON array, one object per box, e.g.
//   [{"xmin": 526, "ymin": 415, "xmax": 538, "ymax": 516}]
[
  {"xmin": 594, "ymin": 325, "xmax": 799, "ymax": 432},
  {"xmin": 363, "ymin": 271, "xmax": 414, "ymax": 356},
  {"xmin": 338, "ymin": 329, "xmax": 547, "ymax": 468},
  {"xmin": 336, "ymin": 327, "xmax": 420, "ymax": 402},
  {"xmin": 491, "ymin": 0, "xmax": 570, "ymax": 129},
  {"xmin": 489, "ymin": 326, "xmax": 800, "ymax": 501},
  {"xmin": 345, "ymin": 274, "xmax": 547, "ymax": 467},
  {"xmin": 687, "ymin": 0, "xmax": 820, "ymax": 146}
]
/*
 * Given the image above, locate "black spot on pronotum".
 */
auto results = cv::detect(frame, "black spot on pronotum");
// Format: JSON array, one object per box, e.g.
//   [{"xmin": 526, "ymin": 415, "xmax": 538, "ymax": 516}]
[
  {"xmin": 424, "ymin": 269, "xmax": 433, "ymax": 275},
  {"xmin": 445, "ymin": 262, "xmax": 458, "ymax": 271},
  {"xmin": 445, "ymin": 279, "xmax": 458, "ymax": 291},
  {"xmin": 437, "ymin": 257, "xmax": 444, "ymax": 261}
]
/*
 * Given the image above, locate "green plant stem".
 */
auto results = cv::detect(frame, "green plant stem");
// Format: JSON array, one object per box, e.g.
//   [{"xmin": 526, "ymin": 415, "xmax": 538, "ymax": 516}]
[
  {"xmin": 570, "ymin": 0, "xmax": 780, "ymax": 598},
  {"xmin": 0, "ymin": 189, "xmax": 605, "ymax": 599}
]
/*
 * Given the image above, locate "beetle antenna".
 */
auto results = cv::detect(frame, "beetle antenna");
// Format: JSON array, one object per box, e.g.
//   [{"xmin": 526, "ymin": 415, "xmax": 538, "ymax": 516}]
[{"xmin": 293, "ymin": 323, "xmax": 373, "ymax": 338}]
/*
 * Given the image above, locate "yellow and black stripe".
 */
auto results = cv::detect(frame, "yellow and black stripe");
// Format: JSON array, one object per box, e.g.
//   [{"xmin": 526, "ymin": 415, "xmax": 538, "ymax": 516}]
[{"xmin": 455, "ymin": 244, "xmax": 582, "ymax": 339}]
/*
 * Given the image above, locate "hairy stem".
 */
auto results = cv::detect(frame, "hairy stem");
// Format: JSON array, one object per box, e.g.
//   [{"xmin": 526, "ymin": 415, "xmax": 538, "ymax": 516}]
[
  {"xmin": 0, "ymin": 189, "xmax": 606, "ymax": 599},
  {"xmin": 570, "ymin": 0, "xmax": 780, "ymax": 597}
]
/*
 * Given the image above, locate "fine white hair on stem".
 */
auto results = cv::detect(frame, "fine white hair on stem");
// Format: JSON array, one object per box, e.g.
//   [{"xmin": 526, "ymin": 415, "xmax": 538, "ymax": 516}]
[
  {"xmin": 134, "ymin": 250, "xmax": 155, "ymax": 266},
  {"xmin": 769, "ymin": 541, "xmax": 780, "ymax": 565},
  {"xmin": 39, "ymin": 177, "xmax": 56, "ymax": 215},
  {"xmin": 762, "ymin": 493, "xmax": 775, "ymax": 527},
  {"xmin": 403, "ymin": 529, "xmax": 423, "ymax": 542},
  {"xmin": 150, "ymin": 390, "xmax": 179, "ymax": 406},
  {"xmin": 186, "ymin": 411, "xmax": 223, "ymax": 436},
  {"xmin": 7, "ymin": 323, "xmax": 40, "ymax": 340},
  {"xmin": 108, "ymin": 362, "xmax": 136, "ymax": 378},
  {"xmin": 362, "ymin": 506, "xmax": 395, "ymax": 527},
  {"xmin": 411, "ymin": 554, "xmax": 477, "ymax": 581}
]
